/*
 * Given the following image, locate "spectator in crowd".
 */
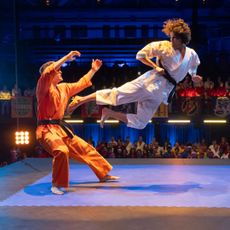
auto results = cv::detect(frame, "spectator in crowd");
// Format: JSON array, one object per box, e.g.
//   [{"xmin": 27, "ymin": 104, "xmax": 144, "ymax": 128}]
[
  {"xmin": 162, "ymin": 139, "xmax": 172, "ymax": 158},
  {"xmin": 207, "ymin": 139, "xmax": 221, "ymax": 158},
  {"xmin": 135, "ymin": 135, "xmax": 145, "ymax": 153},
  {"xmin": 197, "ymin": 139, "xmax": 208, "ymax": 158},
  {"xmin": 215, "ymin": 80, "xmax": 227, "ymax": 97},
  {"xmin": 152, "ymin": 141, "xmax": 163, "ymax": 158},
  {"xmin": 0, "ymin": 85, "xmax": 11, "ymax": 116},
  {"xmin": 11, "ymin": 83, "xmax": 22, "ymax": 97},
  {"xmin": 124, "ymin": 136, "xmax": 133, "ymax": 156},
  {"xmin": 221, "ymin": 143, "xmax": 230, "ymax": 159},
  {"xmin": 204, "ymin": 77, "xmax": 214, "ymax": 91},
  {"xmin": 171, "ymin": 141, "xmax": 184, "ymax": 158},
  {"xmin": 109, "ymin": 136, "xmax": 118, "ymax": 148}
]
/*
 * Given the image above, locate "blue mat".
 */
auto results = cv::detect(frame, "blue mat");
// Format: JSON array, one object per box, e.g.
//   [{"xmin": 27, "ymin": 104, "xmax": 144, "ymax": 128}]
[{"xmin": 1, "ymin": 164, "xmax": 230, "ymax": 207}]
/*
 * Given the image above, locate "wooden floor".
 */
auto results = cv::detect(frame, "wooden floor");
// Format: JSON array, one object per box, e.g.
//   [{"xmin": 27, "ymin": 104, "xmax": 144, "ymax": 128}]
[{"xmin": 1, "ymin": 158, "xmax": 230, "ymax": 230}]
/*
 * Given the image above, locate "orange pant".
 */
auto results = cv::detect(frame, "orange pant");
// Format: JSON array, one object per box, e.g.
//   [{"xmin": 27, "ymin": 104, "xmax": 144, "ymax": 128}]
[{"xmin": 39, "ymin": 133, "xmax": 112, "ymax": 187}]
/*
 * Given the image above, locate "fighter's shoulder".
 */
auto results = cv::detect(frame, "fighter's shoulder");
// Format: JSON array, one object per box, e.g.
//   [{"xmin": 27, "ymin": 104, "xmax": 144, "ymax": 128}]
[
  {"xmin": 149, "ymin": 40, "xmax": 170, "ymax": 47},
  {"xmin": 186, "ymin": 47, "xmax": 198, "ymax": 56}
]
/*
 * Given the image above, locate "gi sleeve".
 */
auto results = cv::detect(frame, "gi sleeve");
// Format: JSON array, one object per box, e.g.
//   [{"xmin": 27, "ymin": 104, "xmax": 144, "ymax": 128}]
[
  {"xmin": 136, "ymin": 41, "xmax": 165, "ymax": 59},
  {"xmin": 188, "ymin": 50, "xmax": 200, "ymax": 76}
]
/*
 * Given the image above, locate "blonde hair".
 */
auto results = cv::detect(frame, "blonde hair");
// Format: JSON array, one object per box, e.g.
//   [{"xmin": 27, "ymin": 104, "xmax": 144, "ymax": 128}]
[
  {"xmin": 39, "ymin": 61, "xmax": 54, "ymax": 75},
  {"xmin": 162, "ymin": 18, "xmax": 191, "ymax": 44}
]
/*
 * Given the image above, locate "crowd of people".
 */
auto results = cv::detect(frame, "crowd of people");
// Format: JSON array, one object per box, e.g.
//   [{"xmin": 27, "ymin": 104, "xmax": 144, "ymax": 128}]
[
  {"xmin": 0, "ymin": 146, "xmax": 27, "ymax": 168},
  {"xmin": 1, "ymin": 73, "xmax": 230, "ymax": 117},
  {"xmin": 29, "ymin": 135, "xmax": 230, "ymax": 160},
  {"xmin": 93, "ymin": 136, "xmax": 230, "ymax": 159},
  {"xmin": 175, "ymin": 75, "xmax": 230, "ymax": 98},
  {"xmin": 0, "ymin": 84, "xmax": 35, "ymax": 116},
  {"xmin": 1, "ymin": 135, "xmax": 229, "ymax": 168}
]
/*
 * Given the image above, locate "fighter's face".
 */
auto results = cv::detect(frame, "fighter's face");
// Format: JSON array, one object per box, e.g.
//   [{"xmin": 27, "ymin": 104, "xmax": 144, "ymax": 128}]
[
  {"xmin": 170, "ymin": 32, "xmax": 183, "ymax": 50},
  {"xmin": 53, "ymin": 70, "xmax": 63, "ymax": 85}
]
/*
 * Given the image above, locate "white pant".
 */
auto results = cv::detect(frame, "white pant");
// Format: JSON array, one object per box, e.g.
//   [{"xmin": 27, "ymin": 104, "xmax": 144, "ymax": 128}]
[{"xmin": 96, "ymin": 70, "xmax": 167, "ymax": 129}]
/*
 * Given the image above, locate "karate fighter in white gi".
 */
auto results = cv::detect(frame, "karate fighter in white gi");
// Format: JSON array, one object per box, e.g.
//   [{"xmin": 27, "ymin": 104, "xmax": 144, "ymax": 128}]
[{"xmin": 67, "ymin": 18, "xmax": 202, "ymax": 129}]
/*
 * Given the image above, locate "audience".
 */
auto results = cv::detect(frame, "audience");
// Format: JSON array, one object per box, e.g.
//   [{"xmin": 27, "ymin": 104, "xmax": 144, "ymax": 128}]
[{"xmin": 0, "ymin": 69, "xmax": 230, "ymax": 167}]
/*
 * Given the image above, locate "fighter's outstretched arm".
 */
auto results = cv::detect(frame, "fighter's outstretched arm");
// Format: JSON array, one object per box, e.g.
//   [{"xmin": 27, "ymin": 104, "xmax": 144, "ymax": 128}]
[
  {"xmin": 81, "ymin": 59, "xmax": 102, "ymax": 82},
  {"xmin": 66, "ymin": 59, "xmax": 102, "ymax": 115},
  {"xmin": 137, "ymin": 56, "xmax": 165, "ymax": 75},
  {"xmin": 53, "ymin": 50, "xmax": 81, "ymax": 71}
]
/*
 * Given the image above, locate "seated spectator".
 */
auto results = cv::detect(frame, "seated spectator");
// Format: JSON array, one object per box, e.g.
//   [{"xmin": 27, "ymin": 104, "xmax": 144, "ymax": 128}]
[
  {"xmin": 107, "ymin": 145, "xmax": 115, "ymax": 158},
  {"xmin": 181, "ymin": 144, "xmax": 192, "ymax": 158},
  {"xmin": 152, "ymin": 141, "xmax": 163, "ymax": 158},
  {"xmin": 221, "ymin": 143, "xmax": 230, "ymax": 159},
  {"xmin": 219, "ymin": 137, "xmax": 228, "ymax": 157},
  {"xmin": 162, "ymin": 139, "xmax": 172, "ymax": 158},
  {"xmin": 208, "ymin": 140, "xmax": 220, "ymax": 158},
  {"xmin": 109, "ymin": 136, "xmax": 117, "ymax": 148},
  {"xmin": 190, "ymin": 144, "xmax": 199, "ymax": 158},
  {"xmin": 135, "ymin": 135, "xmax": 145, "ymax": 153},
  {"xmin": 0, "ymin": 85, "xmax": 11, "ymax": 116},
  {"xmin": 215, "ymin": 81, "xmax": 227, "ymax": 97},
  {"xmin": 124, "ymin": 136, "xmax": 132, "ymax": 156},
  {"xmin": 225, "ymin": 78, "xmax": 230, "ymax": 92},
  {"xmin": 129, "ymin": 147, "xmax": 136, "ymax": 158},
  {"xmin": 204, "ymin": 77, "xmax": 214, "ymax": 91},
  {"xmin": 205, "ymin": 81, "xmax": 215, "ymax": 97},
  {"xmin": 197, "ymin": 139, "xmax": 208, "ymax": 158},
  {"xmin": 11, "ymin": 84, "xmax": 22, "ymax": 98},
  {"xmin": 171, "ymin": 141, "xmax": 184, "ymax": 158}
]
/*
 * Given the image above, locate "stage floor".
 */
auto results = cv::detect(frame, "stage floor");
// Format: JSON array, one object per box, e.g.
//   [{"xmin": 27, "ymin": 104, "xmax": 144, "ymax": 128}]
[{"xmin": 1, "ymin": 158, "xmax": 230, "ymax": 230}]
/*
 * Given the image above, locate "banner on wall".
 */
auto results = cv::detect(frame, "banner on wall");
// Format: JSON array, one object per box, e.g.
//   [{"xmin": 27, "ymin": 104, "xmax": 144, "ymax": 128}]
[
  {"xmin": 214, "ymin": 97, "xmax": 230, "ymax": 118},
  {"xmin": 180, "ymin": 97, "xmax": 200, "ymax": 116},
  {"xmin": 11, "ymin": 96, "xmax": 33, "ymax": 118},
  {"xmin": 177, "ymin": 97, "xmax": 230, "ymax": 118}
]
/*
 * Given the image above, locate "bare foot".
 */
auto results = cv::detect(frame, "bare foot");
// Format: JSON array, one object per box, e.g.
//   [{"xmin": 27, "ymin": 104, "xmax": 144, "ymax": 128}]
[
  {"xmin": 51, "ymin": 186, "xmax": 64, "ymax": 195},
  {"xmin": 67, "ymin": 96, "xmax": 83, "ymax": 114},
  {"xmin": 100, "ymin": 107, "xmax": 110, "ymax": 128},
  {"xmin": 100, "ymin": 175, "xmax": 120, "ymax": 182}
]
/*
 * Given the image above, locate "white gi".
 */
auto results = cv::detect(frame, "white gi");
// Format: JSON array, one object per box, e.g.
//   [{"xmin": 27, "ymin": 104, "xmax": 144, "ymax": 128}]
[{"xmin": 96, "ymin": 41, "xmax": 200, "ymax": 129}]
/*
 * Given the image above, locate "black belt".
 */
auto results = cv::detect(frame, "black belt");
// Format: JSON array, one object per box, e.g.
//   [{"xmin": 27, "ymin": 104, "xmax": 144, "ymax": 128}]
[
  {"xmin": 37, "ymin": 119, "xmax": 74, "ymax": 138},
  {"xmin": 158, "ymin": 60, "xmax": 177, "ymax": 103}
]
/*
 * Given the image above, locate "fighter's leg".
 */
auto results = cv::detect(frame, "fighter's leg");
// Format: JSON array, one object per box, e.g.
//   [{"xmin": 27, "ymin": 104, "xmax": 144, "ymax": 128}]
[
  {"xmin": 100, "ymin": 107, "xmax": 128, "ymax": 128},
  {"xmin": 39, "ymin": 133, "xmax": 70, "ymax": 194},
  {"xmin": 126, "ymin": 99, "xmax": 161, "ymax": 129},
  {"xmin": 51, "ymin": 149, "xmax": 69, "ymax": 189},
  {"xmin": 67, "ymin": 136, "xmax": 119, "ymax": 182},
  {"xmin": 96, "ymin": 77, "xmax": 145, "ymax": 106}
]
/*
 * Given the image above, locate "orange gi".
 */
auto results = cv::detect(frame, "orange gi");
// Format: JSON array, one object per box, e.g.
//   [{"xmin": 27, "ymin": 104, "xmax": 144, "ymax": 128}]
[{"xmin": 36, "ymin": 64, "xmax": 112, "ymax": 188}]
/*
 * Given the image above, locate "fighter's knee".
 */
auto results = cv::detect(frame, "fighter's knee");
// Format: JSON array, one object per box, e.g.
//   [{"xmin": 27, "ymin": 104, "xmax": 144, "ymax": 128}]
[
  {"xmin": 135, "ymin": 122, "xmax": 147, "ymax": 130},
  {"xmin": 53, "ymin": 148, "xmax": 69, "ymax": 158},
  {"xmin": 131, "ymin": 117, "xmax": 148, "ymax": 129},
  {"xmin": 110, "ymin": 88, "xmax": 118, "ymax": 105}
]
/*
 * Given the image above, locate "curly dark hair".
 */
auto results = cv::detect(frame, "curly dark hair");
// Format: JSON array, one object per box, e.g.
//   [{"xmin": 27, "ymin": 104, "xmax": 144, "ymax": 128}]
[{"xmin": 162, "ymin": 18, "xmax": 191, "ymax": 44}]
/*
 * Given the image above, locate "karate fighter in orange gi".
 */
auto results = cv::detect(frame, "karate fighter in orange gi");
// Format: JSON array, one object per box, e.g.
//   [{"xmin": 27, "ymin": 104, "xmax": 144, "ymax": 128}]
[{"xmin": 36, "ymin": 50, "xmax": 119, "ymax": 195}]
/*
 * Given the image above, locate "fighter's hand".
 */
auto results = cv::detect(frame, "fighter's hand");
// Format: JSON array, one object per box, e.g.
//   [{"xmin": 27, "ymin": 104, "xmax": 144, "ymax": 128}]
[
  {"xmin": 155, "ymin": 66, "xmax": 165, "ymax": 75},
  {"xmin": 67, "ymin": 50, "xmax": 81, "ymax": 61},
  {"xmin": 91, "ymin": 59, "xmax": 103, "ymax": 72},
  {"xmin": 192, "ymin": 75, "xmax": 203, "ymax": 83}
]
